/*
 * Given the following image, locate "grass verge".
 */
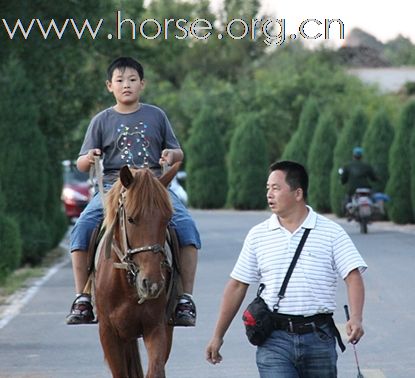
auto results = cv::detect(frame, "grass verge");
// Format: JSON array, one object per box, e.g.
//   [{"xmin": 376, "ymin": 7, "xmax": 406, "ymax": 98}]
[{"xmin": 0, "ymin": 246, "xmax": 66, "ymax": 305}]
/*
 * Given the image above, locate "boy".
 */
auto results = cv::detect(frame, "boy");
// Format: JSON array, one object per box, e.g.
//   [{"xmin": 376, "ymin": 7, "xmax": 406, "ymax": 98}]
[{"xmin": 66, "ymin": 57, "xmax": 200, "ymax": 327}]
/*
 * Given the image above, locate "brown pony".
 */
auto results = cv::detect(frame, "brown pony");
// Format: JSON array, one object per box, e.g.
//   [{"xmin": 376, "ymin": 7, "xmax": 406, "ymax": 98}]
[{"xmin": 95, "ymin": 163, "xmax": 181, "ymax": 378}]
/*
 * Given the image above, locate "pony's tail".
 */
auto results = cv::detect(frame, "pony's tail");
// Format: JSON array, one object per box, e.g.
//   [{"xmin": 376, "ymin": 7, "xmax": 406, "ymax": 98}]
[{"xmin": 126, "ymin": 340, "xmax": 143, "ymax": 378}]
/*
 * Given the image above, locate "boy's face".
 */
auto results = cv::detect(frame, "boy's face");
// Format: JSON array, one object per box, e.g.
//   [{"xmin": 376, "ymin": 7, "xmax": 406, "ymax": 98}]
[{"xmin": 106, "ymin": 67, "xmax": 145, "ymax": 106}]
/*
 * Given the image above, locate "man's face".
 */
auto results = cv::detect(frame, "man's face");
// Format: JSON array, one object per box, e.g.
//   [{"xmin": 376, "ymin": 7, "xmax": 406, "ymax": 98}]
[
  {"xmin": 266, "ymin": 170, "xmax": 299, "ymax": 216},
  {"xmin": 106, "ymin": 67, "xmax": 145, "ymax": 106}
]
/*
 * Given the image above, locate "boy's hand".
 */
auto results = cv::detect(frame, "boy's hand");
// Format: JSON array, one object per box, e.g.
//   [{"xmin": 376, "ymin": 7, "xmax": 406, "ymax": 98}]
[
  {"xmin": 159, "ymin": 149, "xmax": 174, "ymax": 166},
  {"xmin": 87, "ymin": 148, "xmax": 101, "ymax": 164}
]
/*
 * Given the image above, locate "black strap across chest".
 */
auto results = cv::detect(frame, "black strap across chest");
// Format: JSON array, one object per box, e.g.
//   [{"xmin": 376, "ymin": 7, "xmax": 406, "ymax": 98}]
[{"xmin": 274, "ymin": 228, "xmax": 311, "ymax": 311}]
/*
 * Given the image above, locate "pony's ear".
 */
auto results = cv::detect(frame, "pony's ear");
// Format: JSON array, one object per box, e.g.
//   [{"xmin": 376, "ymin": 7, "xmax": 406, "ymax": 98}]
[
  {"xmin": 120, "ymin": 165, "xmax": 134, "ymax": 188},
  {"xmin": 159, "ymin": 161, "xmax": 181, "ymax": 188}
]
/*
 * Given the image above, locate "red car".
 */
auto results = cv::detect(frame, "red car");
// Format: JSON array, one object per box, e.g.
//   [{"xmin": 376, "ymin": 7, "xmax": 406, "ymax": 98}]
[{"xmin": 61, "ymin": 160, "xmax": 92, "ymax": 222}]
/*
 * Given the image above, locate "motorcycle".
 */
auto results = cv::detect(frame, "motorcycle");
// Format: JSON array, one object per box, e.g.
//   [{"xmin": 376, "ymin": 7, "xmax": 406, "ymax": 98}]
[
  {"xmin": 346, "ymin": 188, "xmax": 374, "ymax": 234},
  {"xmin": 345, "ymin": 188, "xmax": 390, "ymax": 234}
]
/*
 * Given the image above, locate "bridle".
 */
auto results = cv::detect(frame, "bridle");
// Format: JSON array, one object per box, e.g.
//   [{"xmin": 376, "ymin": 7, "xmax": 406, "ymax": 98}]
[{"xmin": 111, "ymin": 190, "xmax": 171, "ymax": 297}]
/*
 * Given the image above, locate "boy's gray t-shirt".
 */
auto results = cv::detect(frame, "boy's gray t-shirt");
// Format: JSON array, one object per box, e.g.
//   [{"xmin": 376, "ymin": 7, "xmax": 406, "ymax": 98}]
[{"xmin": 79, "ymin": 104, "xmax": 180, "ymax": 184}]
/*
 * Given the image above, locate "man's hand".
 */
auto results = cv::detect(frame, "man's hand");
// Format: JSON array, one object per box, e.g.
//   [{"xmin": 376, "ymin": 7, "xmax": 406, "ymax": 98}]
[
  {"xmin": 206, "ymin": 336, "xmax": 224, "ymax": 365},
  {"xmin": 346, "ymin": 317, "xmax": 364, "ymax": 344}
]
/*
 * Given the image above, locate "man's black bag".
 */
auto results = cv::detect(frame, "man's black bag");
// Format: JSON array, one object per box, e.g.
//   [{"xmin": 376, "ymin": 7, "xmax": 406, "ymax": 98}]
[{"xmin": 242, "ymin": 284, "xmax": 274, "ymax": 346}]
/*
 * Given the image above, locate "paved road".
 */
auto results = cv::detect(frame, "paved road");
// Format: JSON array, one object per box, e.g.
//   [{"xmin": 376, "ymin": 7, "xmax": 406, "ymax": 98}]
[{"xmin": 0, "ymin": 210, "xmax": 414, "ymax": 377}]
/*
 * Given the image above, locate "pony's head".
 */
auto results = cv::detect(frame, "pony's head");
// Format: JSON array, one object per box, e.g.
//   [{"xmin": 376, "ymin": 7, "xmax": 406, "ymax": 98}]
[{"xmin": 103, "ymin": 162, "xmax": 180, "ymax": 302}]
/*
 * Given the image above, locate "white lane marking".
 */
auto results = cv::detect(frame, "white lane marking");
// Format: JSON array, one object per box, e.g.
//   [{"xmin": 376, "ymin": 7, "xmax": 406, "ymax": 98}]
[{"xmin": 0, "ymin": 247, "xmax": 69, "ymax": 330}]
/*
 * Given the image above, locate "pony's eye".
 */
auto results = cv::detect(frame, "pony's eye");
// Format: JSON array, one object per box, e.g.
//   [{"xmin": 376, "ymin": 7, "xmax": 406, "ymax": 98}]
[{"xmin": 127, "ymin": 216, "xmax": 135, "ymax": 224}]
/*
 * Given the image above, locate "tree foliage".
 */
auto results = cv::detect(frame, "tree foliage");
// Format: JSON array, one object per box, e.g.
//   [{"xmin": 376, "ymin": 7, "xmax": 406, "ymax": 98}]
[
  {"xmin": 0, "ymin": 213, "xmax": 22, "ymax": 284},
  {"xmin": 185, "ymin": 105, "xmax": 227, "ymax": 208},
  {"xmin": 410, "ymin": 124, "xmax": 415, "ymax": 220},
  {"xmin": 307, "ymin": 110, "xmax": 338, "ymax": 212},
  {"xmin": 0, "ymin": 57, "xmax": 52, "ymax": 263},
  {"xmin": 282, "ymin": 96, "xmax": 319, "ymax": 167},
  {"xmin": 227, "ymin": 113, "xmax": 268, "ymax": 210},
  {"xmin": 362, "ymin": 109, "xmax": 394, "ymax": 193},
  {"xmin": 386, "ymin": 100, "xmax": 415, "ymax": 223}
]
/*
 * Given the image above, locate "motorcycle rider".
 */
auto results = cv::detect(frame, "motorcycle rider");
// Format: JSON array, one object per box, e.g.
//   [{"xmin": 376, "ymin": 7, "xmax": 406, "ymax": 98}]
[{"xmin": 340, "ymin": 147, "xmax": 377, "ymax": 217}]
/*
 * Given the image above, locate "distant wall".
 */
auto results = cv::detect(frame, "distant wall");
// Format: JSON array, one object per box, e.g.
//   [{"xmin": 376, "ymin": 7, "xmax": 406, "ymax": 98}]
[{"xmin": 348, "ymin": 67, "xmax": 415, "ymax": 92}]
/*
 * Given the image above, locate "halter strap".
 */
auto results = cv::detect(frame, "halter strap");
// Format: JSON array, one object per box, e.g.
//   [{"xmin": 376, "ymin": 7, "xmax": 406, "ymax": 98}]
[{"xmin": 112, "ymin": 191, "xmax": 168, "ymax": 272}]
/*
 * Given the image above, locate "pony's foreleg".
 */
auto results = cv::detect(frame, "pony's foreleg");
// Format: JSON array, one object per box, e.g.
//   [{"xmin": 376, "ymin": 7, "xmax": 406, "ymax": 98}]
[
  {"xmin": 143, "ymin": 326, "xmax": 169, "ymax": 378},
  {"xmin": 125, "ymin": 340, "xmax": 143, "ymax": 378},
  {"xmin": 99, "ymin": 324, "xmax": 143, "ymax": 378},
  {"xmin": 164, "ymin": 325, "xmax": 174, "ymax": 363}
]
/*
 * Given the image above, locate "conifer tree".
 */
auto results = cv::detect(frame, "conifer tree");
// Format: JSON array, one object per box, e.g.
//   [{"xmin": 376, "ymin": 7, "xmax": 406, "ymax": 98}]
[
  {"xmin": 362, "ymin": 109, "xmax": 394, "ymax": 193},
  {"xmin": 410, "ymin": 124, "xmax": 415, "ymax": 220},
  {"xmin": 0, "ymin": 188, "xmax": 22, "ymax": 282},
  {"xmin": 386, "ymin": 100, "xmax": 415, "ymax": 223},
  {"xmin": 0, "ymin": 214, "xmax": 22, "ymax": 283},
  {"xmin": 307, "ymin": 110, "xmax": 337, "ymax": 212},
  {"xmin": 330, "ymin": 107, "xmax": 368, "ymax": 216},
  {"xmin": 227, "ymin": 113, "xmax": 268, "ymax": 210},
  {"xmin": 185, "ymin": 105, "xmax": 227, "ymax": 208},
  {"xmin": 0, "ymin": 57, "xmax": 50, "ymax": 263},
  {"xmin": 282, "ymin": 97, "xmax": 319, "ymax": 167}
]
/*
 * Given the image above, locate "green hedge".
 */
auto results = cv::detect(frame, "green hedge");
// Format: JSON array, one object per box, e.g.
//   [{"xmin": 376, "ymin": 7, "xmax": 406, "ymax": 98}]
[
  {"xmin": 0, "ymin": 213, "xmax": 22, "ymax": 284},
  {"xmin": 386, "ymin": 100, "xmax": 415, "ymax": 223},
  {"xmin": 227, "ymin": 113, "xmax": 268, "ymax": 210},
  {"xmin": 185, "ymin": 105, "xmax": 227, "ymax": 209}
]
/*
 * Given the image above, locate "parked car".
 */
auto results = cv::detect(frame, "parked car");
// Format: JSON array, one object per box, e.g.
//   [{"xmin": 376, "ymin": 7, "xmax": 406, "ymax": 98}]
[
  {"xmin": 61, "ymin": 162, "xmax": 188, "ymax": 221},
  {"xmin": 61, "ymin": 160, "xmax": 92, "ymax": 222}
]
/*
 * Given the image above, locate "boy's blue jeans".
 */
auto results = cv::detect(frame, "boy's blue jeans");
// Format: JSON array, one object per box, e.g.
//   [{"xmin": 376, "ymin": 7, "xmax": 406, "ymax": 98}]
[
  {"xmin": 70, "ymin": 186, "xmax": 201, "ymax": 252},
  {"xmin": 256, "ymin": 322, "xmax": 338, "ymax": 378}
]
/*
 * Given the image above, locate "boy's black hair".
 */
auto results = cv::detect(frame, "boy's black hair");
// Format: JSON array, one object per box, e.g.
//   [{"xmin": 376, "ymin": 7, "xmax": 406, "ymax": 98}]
[
  {"xmin": 107, "ymin": 57, "xmax": 144, "ymax": 81},
  {"xmin": 269, "ymin": 160, "xmax": 308, "ymax": 200}
]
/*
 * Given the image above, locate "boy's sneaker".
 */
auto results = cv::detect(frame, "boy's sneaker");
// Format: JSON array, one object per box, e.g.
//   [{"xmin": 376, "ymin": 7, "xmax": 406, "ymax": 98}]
[
  {"xmin": 66, "ymin": 294, "xmax": 95, "ymax": 325},
  {"xmin": 174, "ymin": 294, "xmax": 196, "ymax": 327}
]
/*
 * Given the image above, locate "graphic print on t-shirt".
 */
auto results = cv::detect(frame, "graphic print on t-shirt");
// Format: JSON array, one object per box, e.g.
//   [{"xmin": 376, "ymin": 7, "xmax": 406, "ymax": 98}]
[{"xmin": 116, "ymin": 122, "xmax": 150, "ymax": 168}]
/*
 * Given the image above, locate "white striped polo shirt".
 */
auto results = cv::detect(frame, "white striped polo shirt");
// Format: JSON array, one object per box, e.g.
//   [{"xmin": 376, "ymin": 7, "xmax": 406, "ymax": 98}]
[{"xmin": 231, "ymin": 206, "xmax": 367, "ymax": 316}]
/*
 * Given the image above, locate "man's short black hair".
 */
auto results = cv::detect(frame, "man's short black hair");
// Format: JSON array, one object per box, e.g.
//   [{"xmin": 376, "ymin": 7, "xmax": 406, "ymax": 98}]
[
  {"xmin": 269, "ymin": 160, "xmax": 308, "ymax": 200},
  {"xmin": 107, "ymin": 57, "xmax": 144, "ymax": 81}
]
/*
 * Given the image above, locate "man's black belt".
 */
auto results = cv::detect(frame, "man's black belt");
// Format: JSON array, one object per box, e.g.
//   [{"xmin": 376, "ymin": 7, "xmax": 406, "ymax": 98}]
[{"xmin": 272, "ymin": 313, "xmax": 346, "ymax": 352}]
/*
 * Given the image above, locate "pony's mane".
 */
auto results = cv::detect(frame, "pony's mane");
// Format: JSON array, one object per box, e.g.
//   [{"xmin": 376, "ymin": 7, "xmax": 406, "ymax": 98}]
[{"xmin": 103, "ymin": 168, "xmax": 173, "ymax": 230}]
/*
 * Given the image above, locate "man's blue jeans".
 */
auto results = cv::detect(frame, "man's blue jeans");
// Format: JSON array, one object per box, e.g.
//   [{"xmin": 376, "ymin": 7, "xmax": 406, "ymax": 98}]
[{"xmin": 256, "ymin": 322, "xmax": 338, "ymax": 378}]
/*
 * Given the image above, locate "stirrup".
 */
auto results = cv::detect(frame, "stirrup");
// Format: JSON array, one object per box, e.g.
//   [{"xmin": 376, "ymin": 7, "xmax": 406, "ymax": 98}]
[{"xmin": 66, "ymin": 294, "xmax": 96, "ymax": 325}]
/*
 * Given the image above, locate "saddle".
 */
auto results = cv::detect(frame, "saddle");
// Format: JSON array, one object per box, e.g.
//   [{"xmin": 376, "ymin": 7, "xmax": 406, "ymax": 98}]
[{"xmin": 85, "ymin": 223, "xmax": 183, "ymax": 325}]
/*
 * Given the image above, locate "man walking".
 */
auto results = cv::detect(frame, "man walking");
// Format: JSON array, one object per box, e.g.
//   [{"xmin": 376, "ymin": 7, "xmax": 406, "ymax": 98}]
[{"xmin": 206, "ymin": 160, "xmax": 367, "ymax": 378}]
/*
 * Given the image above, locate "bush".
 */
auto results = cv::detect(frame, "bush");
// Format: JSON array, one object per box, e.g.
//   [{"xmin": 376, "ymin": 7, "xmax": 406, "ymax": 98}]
[
  {"xmin": 308, "ymin": 110, "xmax": 338, "ymax": 212},
  {"xmin": 362, "ymin": 109, "xmax": 394, "ymax": 193},
  {"xmin": 0, "ymin": 56, "xmax": 53, "ymax": 263},
  {"xmin": 185, "ymin": 105, "xmax": 227, "ymax": 208},
  {"xmin": 281, "ymin": 96, "xmax": 319, "ymax": 168},
  {"xmin": 411, "ymin": 127, "xmax": 415, "ymax": 220},
  {"xmin": 227, "ymin": 113, "xmax": 268, "ymax": 210},
  {"xmin": 0, "ymin": 214, "xmax": 22, "ymax": 284},
  {"xmin": 386, "ymin": 100, "xmax": 415, "ymax": 223}
]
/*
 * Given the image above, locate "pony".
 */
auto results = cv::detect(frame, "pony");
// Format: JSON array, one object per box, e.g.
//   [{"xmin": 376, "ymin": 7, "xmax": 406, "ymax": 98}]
[{"xmin": 94, "ymin": 162, "xmax": 181, "ymax": 378}]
